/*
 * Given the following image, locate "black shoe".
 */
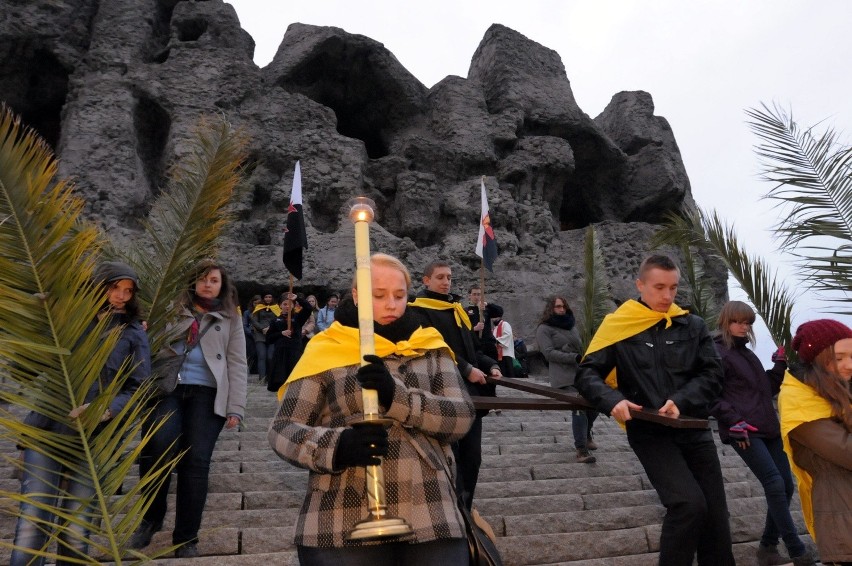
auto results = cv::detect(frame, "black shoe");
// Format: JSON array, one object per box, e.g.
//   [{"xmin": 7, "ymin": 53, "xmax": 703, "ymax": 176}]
[
  {"xmin": 576, "ymin": 448, "xmax": 596, "ymax": 464},
  {"xmin": 175, "ymin": 542, "xmax": 199, "ymax": 558},
  {"xmin": 129, "ymin": 519, "xmax": 161, "ymax": 550}
]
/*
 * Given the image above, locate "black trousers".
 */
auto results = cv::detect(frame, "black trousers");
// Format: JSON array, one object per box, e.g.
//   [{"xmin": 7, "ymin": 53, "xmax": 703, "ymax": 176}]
[
  {"xmin": 451, "ymin": 413, "xmax": 483, "ymax": 510},
  {"xmin": 626, "ymin": 421, "xmax": 735, "ymax": 566}
]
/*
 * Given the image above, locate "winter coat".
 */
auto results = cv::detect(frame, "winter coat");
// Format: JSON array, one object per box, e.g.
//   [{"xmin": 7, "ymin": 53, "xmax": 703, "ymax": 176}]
[
  {"xmin": 577, "ymin": 314, "xmax": 723, "ymax": 418},
  {"xmin": 268, "ymin": 347, "xmax": 475, "ymax": 547},
  {"xmin": 250, "ymin": 304, "xmax": 279, "ymax": 343},
  {"xmin": 536, "ymin": 322, "xmax": 583, "ymax": 389},
  {"xmin": 711, "ymin": 335, "xmax": 785, "ymax": 443},
  {"xmin": 788, "ymin": 418, "xmax": 852, "ymax": 562},
  {"xmin": 24, "ymin": 313, "xmax": 150, "ymax": 435},
  {"xmin": 172, "ymin": 306, "xmax": 248, "ymax": 419}
]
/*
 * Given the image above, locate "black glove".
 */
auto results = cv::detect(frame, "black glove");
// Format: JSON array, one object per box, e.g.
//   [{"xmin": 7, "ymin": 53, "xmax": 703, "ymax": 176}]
[
  {"xmin": 356, "ymin": 354, "xmax": 395, "ymax": 409},
  {"xmin": 333, "ymin": 425, "xmax": 388, "ymax": 469}
]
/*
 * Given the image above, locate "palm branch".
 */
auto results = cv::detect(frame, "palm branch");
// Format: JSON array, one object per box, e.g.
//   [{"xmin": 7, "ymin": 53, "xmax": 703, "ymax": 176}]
[
  {"xmin": 654, "ymin": 208, "xmax": 795, "ymax": 348},
  {"xmin": 579, "ymin": 226, "xmax": 612, "ymax": 351},
  {"xmin": 0, "ymin": 104, "xmax": 178, "ymax": 563},
  {"xmin": 670, "ymin": 243, "xmax": 720, "ymax": 331},
  {"xmin": 746, "ymin": 103, "xmax": 852, "ymax": 310}
]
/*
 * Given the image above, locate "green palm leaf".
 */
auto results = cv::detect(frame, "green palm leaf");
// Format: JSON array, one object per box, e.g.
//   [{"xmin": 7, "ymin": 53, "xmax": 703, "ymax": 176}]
[
  {"xmin": 0, "ymin": 103, "xmax": 179, "ymax": 563},
  {"xmin": 746, "ymin": 103, "xmax": 852, "ymax": 307},
  {"xmin": 579, "ymin": 226, "xmax": 612, "ymax": 351},
  {"xmin": 654, "ymin": 208, "xmax": 795, "ymax": 349}
]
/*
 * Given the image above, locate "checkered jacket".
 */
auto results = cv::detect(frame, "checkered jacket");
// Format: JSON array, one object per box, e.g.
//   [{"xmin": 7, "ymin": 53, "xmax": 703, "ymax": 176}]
[{"xmin": 268, "ymin": 348, "xmax": 475, "ymax": 547}]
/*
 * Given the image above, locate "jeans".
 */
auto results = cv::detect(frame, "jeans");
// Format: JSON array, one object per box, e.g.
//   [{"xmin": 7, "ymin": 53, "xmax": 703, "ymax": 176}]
[
  {"xmin": 11, "ymin": 449, "xmax": 95, "ymax": 566},
  {"xmin": 255, "ymin": 341, "xmax": 272, "ymax": 378},
  {"xmin": 572, "ymin": 410, "xmax": 598, "ymax": 449},
  {"xmin": 732, "ymin": 436, "xmax": 805, "ymax": 557},
  {"xmin": 452, "ymin": 413, "xmax": 483, "ymax": 510},
  {"xmin": 139, "ymin": 385, "xmax": 226, "ymax": 545},
  {"xmin": 627, "ymin": 422, "xmax": 735, "ymax": 566},
  {"xmin": 297, "ymin": 538, "xmax": 468, "ymax": 565}
]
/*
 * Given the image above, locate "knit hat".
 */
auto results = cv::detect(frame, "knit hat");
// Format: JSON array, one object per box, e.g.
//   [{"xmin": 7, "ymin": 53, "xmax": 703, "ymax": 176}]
[
  {"xmin": 791, "ymin": 319, "xmax": 852, "ymax": 363},
  {"xmin": 93, "ymin": 261, "xmax": 139, "ymax": 288}
]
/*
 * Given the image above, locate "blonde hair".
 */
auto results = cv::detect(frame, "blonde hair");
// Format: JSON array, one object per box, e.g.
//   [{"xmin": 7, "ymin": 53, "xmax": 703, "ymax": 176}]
[{"xmin": 350, "ymin": 253, "xmax": 412, "ymax": 289}]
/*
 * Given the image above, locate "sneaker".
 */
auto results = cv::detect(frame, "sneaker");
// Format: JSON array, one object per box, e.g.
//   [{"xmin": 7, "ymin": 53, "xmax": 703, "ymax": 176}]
[
  {"xmin": 129, "ymin": 519, "xmax": 161, "ymax": 550},
  {"xmin": 576, "ymin": 448, "xmax": 596, "ymax": 464},
  {"xmin": 586, "ymin": 437, "xmax": 598, "ymax": 450},
  {"xmin": 175, "ymin": 542, "xmax": 199, "ymax": 558},
  {"xmin": 756, "ymin": 544, "xmax": 787, "ymax": 566},
  {"xmin": 791, "ymin": 549, "xmax": 816, "ymax": 566}
]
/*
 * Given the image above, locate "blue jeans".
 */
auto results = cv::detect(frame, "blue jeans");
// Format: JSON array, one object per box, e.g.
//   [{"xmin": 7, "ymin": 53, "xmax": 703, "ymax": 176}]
[
  {"xmin": 627, "ymin": 422, "xmax": 735, "ymax": 566},
  {"xmin": 11, "ymin": 449, "xmax": 95, "ymax": 566},
  {"xmin": 732, "ymin": 436, "xmax": 805, "ymax": 557},
  {"xmin": 139, "ymin": 385, "xmax": 226, "ymax": 545},
  {"xmin": 255, "ymin": 341, "xmax": 272, "ymax": 378},
  {"xmin": 572, "ymin": 410, "xmax": 598, "ymax": 449},
  {"xmin": 297, "ymin": 538, "xmax": 468, "ymax": 565}
]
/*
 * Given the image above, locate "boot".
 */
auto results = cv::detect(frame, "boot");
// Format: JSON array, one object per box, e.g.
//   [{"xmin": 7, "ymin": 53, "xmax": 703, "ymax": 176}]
[
  {"xmin": 791, "ymin": 548, "xmax": 817, "ymax": 566},
  {"xmin": 756, "ymin": 544, "xmax": 787, "ymax": 566},
  {"xmin": 576, "ymin": 448, "xmax": 596, "ymax": 464},
  {"xmin": 586, "ymin": 437, "xmax": 598, "ymax": 450},
  {"xmin": 129, "ymin": 519, "xmax": 162, "ymax": 550}
]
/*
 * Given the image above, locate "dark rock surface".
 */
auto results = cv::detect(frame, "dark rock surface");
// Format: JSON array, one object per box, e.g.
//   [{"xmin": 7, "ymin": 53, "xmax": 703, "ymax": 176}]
[{"xmin": 0, "ymin": 1, "xmax": 727, "ymax": 341}]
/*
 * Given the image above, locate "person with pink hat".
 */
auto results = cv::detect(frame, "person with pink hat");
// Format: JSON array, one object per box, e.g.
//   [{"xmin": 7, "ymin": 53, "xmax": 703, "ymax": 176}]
[{"xmin": 779, "ymin": 319, "xmax": 852, "ymax": 565}]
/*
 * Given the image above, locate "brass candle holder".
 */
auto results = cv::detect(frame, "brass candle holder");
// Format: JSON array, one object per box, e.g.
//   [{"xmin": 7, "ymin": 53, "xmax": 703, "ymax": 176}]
[{"xmin": 345, "ymin": 196, "xmax": 413, "ymax": 541}]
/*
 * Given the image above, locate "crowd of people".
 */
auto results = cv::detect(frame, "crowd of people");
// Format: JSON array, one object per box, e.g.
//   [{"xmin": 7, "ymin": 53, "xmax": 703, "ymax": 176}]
[{"xmin": 9, "ymin": 252, "xmax": 852, "ymax": 565}]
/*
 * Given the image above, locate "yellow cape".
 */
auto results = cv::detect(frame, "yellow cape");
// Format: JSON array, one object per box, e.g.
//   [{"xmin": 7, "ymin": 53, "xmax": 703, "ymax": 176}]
[
  {"xmin": 252, "ymin": 303, "xmax": 282, "ymax": 316},
  {"xmin": 778, "ymin": 371, "xmax": 834, "ymax": 539},
  {"xmin": 583, "ymin": 300, "xmax": 689, "ymax": 389},
  {"xmin": 408, "ymin": 297, "xmax": 472, "ymax": 330},
  {"xmin": 277, "ymin": 321, "xmax": 455, "ymax": 401}
]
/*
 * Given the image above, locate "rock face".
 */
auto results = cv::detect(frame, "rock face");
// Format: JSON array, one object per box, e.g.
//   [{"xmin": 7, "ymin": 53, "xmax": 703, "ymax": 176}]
[{"xmin": 0, "ymin": 2, "xmax": 726, "ymax": 340}]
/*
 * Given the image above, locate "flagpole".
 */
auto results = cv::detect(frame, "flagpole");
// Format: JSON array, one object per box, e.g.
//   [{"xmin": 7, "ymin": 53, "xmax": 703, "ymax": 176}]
[
  {"xmin": 478, "ymin": 259, "xmax": 485, "ymax": 338},
  {"xmin": 286, "ymin": 274, "xmax": 294, "ymax": 331}
]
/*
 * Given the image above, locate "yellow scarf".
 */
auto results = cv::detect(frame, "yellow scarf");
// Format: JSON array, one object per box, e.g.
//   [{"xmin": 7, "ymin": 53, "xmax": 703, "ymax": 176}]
[
  {"xmin": 408, "ymin": 297, "xmax": 472, "ymax": 330},
  {"xmin": 778, "ymin": 371, "xmax": 835, "ymax": 539},
  {"xmin": 277, "ymin": 321, "xmax": 455, "ymax": 401},
  {"xmin": 584, "ymin": 300, "xmax": 689, "ymax": 389},
  {"xmin": 253, "ymin": 303, "xmax": 282, "ymax": 316}
]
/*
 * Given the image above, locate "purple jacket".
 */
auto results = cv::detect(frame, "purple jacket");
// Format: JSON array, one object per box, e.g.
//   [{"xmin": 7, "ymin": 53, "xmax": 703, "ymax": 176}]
[{"xmin": 711, "ymin": 335, "xmax": 784, "ymax": 443}]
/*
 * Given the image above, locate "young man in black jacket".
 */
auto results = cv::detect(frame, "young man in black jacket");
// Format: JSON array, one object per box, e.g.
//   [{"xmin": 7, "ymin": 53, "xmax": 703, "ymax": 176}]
[
  {"xmin": 576, "ymin": 254, "xmax": 734, "ymax": 566},
  {"xmin": 409, "ymin": 261, "xmax": 501, "ymax": 510}
]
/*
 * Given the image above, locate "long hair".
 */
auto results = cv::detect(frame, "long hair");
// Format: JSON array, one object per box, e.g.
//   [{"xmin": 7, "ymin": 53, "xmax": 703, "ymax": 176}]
[
  {"xmin": 181, "ymin": 258, "xmax": 238, "ymax": 313},
  {"xmin": 539, "ymin": 295, "xmax": 571, "ymax": 325},
  {"xmin": 804, "ymin": 346, "xmax": 852, "ymax": 432},
  {"xmin": 716, "ymin": 300, "xmax": 756, "ymax": 349}
]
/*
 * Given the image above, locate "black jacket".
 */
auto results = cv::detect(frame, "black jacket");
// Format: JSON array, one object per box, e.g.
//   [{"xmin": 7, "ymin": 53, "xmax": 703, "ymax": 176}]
[
  {"xmin": 711, "ymin": 335, "xmax": 784, "ymax": 443},
  {"xmin": 465, "ymin": 302, "xmax": 503, "ymax": 361},
  {"xmin": 576, "ymin": 313, "xmax": 723, "ymax": 419}
]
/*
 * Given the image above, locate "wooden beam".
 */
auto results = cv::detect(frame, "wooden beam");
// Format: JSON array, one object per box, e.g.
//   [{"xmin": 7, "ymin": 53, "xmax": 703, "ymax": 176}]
[
  {"xmin": 484, "ymin": 376, "xmax": 709, "ymax": 429},
  {"xmin": 471, "ymin": 396, "xmax": 583, "ymax": 411}
]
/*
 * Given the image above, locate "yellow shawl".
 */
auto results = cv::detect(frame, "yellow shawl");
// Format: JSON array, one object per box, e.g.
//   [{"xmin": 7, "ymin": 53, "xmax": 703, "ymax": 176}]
[
  {"xmin": 277, "ymin": 321, "xmax": 455, "ymax": 401},
  {"xmin": 583, "ymin": 299, "xmax": 689, "ymax": 389},
  {"xmin": 778, "ymin": 371, "xmax": 834, "ymax": 539},
  {"xmin": 408, "ymin": 297, "xmax": 472, "ymax": 330},
  {"xmin": 252, "ymin": 303, "xmax": 282, "ymax": 317}
]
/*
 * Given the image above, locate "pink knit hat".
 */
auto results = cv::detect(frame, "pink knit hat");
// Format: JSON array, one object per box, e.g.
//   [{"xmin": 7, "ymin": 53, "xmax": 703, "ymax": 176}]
[{"xmin": 791, "ymin": 319, "xmax": 852, "ymax": 363}]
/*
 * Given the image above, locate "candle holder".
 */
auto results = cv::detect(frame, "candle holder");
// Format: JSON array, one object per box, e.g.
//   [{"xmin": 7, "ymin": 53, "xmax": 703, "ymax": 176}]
[{"xmin": 345, "ymin": 196, "xmax": 413, "ymax": 541}]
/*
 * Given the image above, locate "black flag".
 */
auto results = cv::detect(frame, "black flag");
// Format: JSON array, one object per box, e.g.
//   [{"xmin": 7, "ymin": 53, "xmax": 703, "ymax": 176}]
[{"xmin": 282, "ymin": 161, "xmax": 307, "ymax": 279}]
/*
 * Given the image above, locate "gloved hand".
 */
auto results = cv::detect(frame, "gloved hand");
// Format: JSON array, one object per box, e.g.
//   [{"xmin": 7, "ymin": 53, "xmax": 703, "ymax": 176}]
[
  {"xmin": 729, "ymin": 420, "xmax": 758, "ymax": 443},
  {"xmin": 333, "ymin": 425, "xmax": 388, "ymax": 469},
  {"xmin": 771, "ymin": 346, "xmax": 786, "ymax": 364},
  {"xmin": 356, "ymin": 354, "xmax": 395, "ymax": 409}
]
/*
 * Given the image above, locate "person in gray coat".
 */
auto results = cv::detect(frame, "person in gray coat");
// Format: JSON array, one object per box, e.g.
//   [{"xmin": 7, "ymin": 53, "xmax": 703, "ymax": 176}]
[{"xmin": 535, "ymin": 295, "xmax": 598, "ymax": 463}]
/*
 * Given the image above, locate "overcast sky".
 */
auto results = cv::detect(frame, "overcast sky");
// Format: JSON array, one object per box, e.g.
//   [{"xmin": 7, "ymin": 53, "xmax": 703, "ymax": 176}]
[{"xmin": 228, "ymin": 0, "xmax": 852, "ymax": 356}]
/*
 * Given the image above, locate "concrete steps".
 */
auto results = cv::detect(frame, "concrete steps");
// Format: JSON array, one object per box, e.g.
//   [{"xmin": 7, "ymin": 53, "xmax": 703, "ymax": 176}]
[{"xmin": 0, "ymin": 377, "xmax": 818, "ymax": 564}]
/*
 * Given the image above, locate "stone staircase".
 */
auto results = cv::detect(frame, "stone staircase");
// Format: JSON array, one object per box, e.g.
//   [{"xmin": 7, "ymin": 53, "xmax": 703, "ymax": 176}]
[{"xmin": 0, "ymin": 376, "xmax": 816, "ymax": 564}]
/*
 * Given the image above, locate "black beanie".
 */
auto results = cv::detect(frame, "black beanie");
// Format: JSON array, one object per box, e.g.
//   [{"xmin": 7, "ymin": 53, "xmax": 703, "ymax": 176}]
[{"xmin": 93, "ymin": 261, "xmax": 139, "ymax": 288}]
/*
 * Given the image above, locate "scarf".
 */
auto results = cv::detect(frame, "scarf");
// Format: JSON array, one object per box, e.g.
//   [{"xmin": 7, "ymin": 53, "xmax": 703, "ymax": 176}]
[
  {"xmin": 408, "ymin": 296, "xmax": 472, "ymax": 330},
  {"xmin": 252, "ymin": 302, "xmax": 282, "ymax": 316},
  {"xmin": 545, "ymin": 312, "xmax": 575, "ymax": 330},
  {"xmin": 584, "ymin": 299, "xmax": 689, "ymax": 389},
  {"xmin": 778, "ymin": 371, "xmax": 835, "ymax": 539},
  {"xmin": 277, "ymin": 308, "xmax": 454, "ymax": 401}
]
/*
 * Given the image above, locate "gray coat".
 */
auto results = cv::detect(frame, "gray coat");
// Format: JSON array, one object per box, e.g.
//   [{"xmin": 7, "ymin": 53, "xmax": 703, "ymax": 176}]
[{"xmin": 536, "ymin": 323, "xmax": 583, "ymax": 389}]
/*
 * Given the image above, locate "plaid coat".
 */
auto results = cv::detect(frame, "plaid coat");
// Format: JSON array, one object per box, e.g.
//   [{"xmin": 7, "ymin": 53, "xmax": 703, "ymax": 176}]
[{"xmin": 268, "ymin": 348, "xmax": 475, "ymax": 547}]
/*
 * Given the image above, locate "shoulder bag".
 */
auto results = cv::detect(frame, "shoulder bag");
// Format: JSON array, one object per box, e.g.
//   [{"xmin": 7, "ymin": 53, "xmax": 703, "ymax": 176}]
[{"xmin": 151, "ymin": 319, "xmax": 215, "ymax": 395}]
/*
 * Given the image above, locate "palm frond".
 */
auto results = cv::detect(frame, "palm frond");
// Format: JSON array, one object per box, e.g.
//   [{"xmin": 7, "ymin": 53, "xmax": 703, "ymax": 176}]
[
  {"xmin": 115, "ymin": 115, "xmax": 248, "ymax": 356},
  {"xmin": 0, "ymin": 103, "xmax": 181, "ymax": 563},
  {"xmin": 579, "ymin": 225, "xmax": 612, "ymax": 351},
  {"xmin": 746, "ymin": 103, "xmax": 852, "ymax": 303},
  {"xmin": 654, "ymin": 208, "xmax": 796, "ymax": 348}
]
